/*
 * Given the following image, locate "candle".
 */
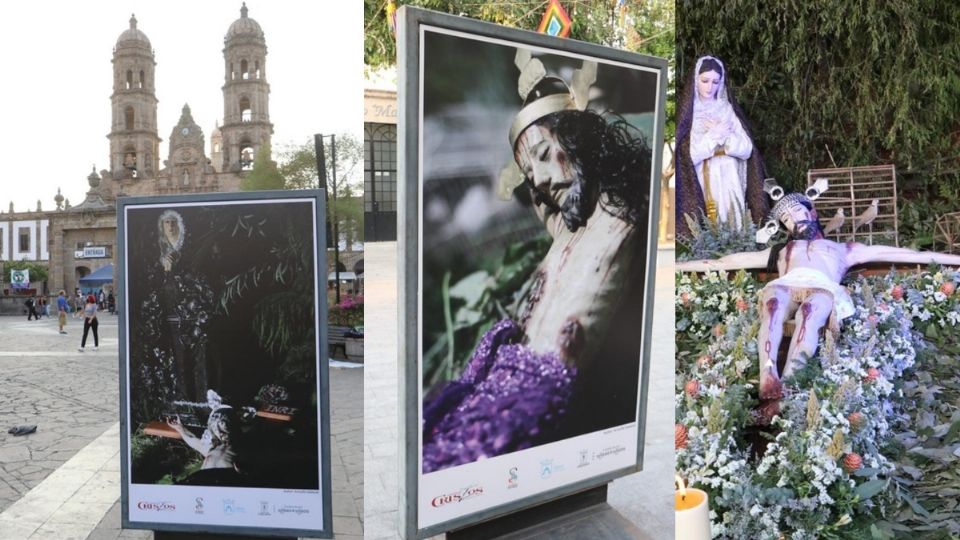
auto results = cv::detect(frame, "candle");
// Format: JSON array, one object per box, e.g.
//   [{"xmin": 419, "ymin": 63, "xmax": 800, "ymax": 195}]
[{"xmin": 675, "ymin": 476, "xmax": 710, "ymax": 539}]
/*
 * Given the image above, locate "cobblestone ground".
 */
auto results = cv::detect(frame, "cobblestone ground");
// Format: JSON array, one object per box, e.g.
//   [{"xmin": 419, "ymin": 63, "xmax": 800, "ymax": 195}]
[
  {"xmin": 0, "ymin": 314, "xmax": 119, "ymax": 513},
  {"xmin": 0, "ymin": 312, "xmax": 363, "ymax": 539}
]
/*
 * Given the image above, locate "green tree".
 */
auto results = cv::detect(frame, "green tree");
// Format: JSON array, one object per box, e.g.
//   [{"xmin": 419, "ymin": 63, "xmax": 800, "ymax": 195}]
[
  {"xmin": 278, "ymin": 134, "xmax": 364, "ymax": 249},
  {"xmin": 240, "ymin": 144, "xmax": 285, "ymax": 191},
  {"xmin": 365, "ymin": 1, "xmax": 675, "ymax": 136}
]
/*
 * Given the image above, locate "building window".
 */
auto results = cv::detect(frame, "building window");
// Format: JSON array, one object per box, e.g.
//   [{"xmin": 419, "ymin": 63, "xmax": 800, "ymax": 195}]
[
  {"xmin": 126, "ymin": 70, "xmax": 133, "ymax": 90},
  {"xmin": 241, "ymin": 59, "xmax": 249, "ymax": 80},
  {"xmin": 240, "ymin": 96, "xmax": 252, "ymax": 122},
  {"xmin": 125, "ymin": 107, "xmax": 135, "ymax": 130},
  {"xmin": 240, "ymin": 145, "xmax": 255, "ymax": 170},
  {"xmin": 19, "ymin": 230, "xmax": 29, "ymax": 252},
  {"xmin": 139, "ymin": 69, "xmax": 145, "ymax": 89},
  {"xmin": 364, "ymin": 123, "xmax": 397, "ymax": 212}
]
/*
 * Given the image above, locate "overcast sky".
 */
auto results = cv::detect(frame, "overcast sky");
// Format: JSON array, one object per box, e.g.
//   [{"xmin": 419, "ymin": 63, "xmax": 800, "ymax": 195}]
[{"xmin": 1, "ymin": 1, "xmax": 361, "ymax": 212}]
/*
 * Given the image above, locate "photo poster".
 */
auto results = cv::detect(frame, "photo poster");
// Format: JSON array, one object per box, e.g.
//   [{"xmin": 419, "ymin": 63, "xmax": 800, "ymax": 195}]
[
  {"xmin": 400, "ymin": 8, "xmax": 666, "ymax": 536},
  {"xmin": 118, "ymin": 190, "xmax": 332, "ymax": 538}
]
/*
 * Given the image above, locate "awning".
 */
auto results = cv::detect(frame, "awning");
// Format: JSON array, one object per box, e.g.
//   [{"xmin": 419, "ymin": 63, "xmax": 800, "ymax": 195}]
[{"xmin": 79, "ymin": 264, "xmax": 114, "ymax": 286}]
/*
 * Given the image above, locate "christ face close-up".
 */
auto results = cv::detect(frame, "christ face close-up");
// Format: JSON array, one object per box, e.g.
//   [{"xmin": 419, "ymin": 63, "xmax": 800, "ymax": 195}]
[{"xmin": 514, "ymin": 123, "xmax": 575, "ymax": 234}]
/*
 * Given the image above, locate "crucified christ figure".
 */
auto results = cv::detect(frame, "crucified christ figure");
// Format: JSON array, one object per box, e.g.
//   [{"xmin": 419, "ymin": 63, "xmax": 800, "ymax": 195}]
[{"xmin": 677, "ymin": 182, "xmax": 960, "ymax": 419}]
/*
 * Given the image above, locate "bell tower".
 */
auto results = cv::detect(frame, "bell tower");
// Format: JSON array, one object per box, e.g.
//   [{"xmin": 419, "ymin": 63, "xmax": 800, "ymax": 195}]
[
  {"xmin": 220, "ymin": 3, "xmax": 273, "ymax": 173},
  {"xmin": 108, "ymin": 14, "xmax": 161, "ymax": 179}
]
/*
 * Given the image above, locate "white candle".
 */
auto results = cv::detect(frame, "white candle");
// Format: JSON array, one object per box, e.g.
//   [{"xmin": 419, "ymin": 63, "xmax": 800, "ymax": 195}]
[{"xmin": 675, "ymin": 476, "xmax": 710, "ymax": 540}]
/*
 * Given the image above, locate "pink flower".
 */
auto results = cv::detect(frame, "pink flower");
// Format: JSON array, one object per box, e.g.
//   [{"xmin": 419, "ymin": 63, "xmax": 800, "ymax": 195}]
[
  {"xmin": 735, "ymin": 297, "xmax": 748, "ymax": 312},
  {"xmin": 941, "ymin": 282, "xmax": 955, "ymax": 296}
]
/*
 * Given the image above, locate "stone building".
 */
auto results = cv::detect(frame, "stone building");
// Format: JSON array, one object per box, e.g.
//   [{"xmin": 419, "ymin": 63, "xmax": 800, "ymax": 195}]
[{"xmin": 2, "ymin": 5, "xmax": 275, "ymax": 297}]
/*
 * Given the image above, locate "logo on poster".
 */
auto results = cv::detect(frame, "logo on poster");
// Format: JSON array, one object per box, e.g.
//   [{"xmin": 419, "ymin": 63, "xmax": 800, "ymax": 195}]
[
  {"xmin": 577, "ymin": 449, "xmax": 591, "ymax": 468},
  {"xmin": 596, "ymin": 445, "xmax": 627, "ymax": 461},
  {"xmin": 194, "ymin": 497, "xmax": 204, "ymax": 514},
  {"xmin": 277, "ymin": 504, "xmax": 310, "ymax": 515},
  {"xmin": 507, "ymin": 467, "xmax": 519, "ymax": 489},
  {"xmin": 259, "ymin": 501, "xmax": 272, "ymax": 516},
  {"xmin": 222, "ymin": 499, "xmax": 246, "ymax": 515},
  {"xmin": 430, "ymin": 485, "xmax": 484, "ymax": 507},
  {"xmin": 540, "ymin": 458, "xmax": 565, "ymax": 479},
  {"xmin": 137, "ymin": 501, "xmax": 176, "ymax": 512}
]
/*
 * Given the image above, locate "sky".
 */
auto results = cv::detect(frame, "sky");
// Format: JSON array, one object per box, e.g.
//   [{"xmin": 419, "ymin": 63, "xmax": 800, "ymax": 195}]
[{"xmin": 0, "ymin": 1, "xmax": 362, "ymax": 212}]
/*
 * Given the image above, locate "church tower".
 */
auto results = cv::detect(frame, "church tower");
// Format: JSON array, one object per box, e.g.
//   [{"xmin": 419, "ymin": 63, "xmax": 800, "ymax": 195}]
[
  {"xmin": 108, "ymin": 15, "xmax": 161, "ymax": 180},
  {"xmin": 220, "ymin": 3, "xmax": 273, "ymax": 173}
]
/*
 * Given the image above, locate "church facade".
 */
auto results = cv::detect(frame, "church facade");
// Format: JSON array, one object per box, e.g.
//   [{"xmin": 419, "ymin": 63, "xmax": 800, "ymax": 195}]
[{"xmin": 1, "ymin": 5, "xmax": 273, "ymax": 298}]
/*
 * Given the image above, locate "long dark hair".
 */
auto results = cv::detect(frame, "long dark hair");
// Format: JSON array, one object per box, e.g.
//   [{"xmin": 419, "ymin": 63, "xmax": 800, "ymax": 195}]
[{"xmin": 517, "ymin": 109, "xmax": 651, "ymax": 230}]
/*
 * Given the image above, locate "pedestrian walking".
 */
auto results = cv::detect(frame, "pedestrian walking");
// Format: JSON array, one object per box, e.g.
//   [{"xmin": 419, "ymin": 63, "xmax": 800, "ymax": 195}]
[
  {"xmin": 25, "ymin": 297, "xmax": 39, "ymax": 320},
  {"xmin": 57, "ymin": 290, "xmax": 69, "ymax": 334},
  {"xmin": 107, "ymin": 292, "xmax": 116, "ymax": 315},
  {"xmin": 74, "ymin": 291, "xmax": 84, "ymax": 318},
  {"xmin": 79, "ymin": 294, "xmax": 99, "ymax": 352}
]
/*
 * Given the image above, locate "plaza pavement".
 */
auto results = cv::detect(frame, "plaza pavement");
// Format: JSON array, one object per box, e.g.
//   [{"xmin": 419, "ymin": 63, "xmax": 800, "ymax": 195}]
[
  {"xmin": 363, "ymin": 242, "xmax": 675, "ymax": 539},
  {"xmin": 0, "ymin": 313, "xmax": 363, "ymax": 539}
]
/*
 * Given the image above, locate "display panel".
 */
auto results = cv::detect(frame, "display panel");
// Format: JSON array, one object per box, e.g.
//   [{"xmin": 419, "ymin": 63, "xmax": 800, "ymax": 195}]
[
  {"xmin": 118, "ymin": 191, "xmax": 332, "ymax": 538},
  {"xmin": 398, "ymin": 8, "xmax": 666, "ymax": 537}
]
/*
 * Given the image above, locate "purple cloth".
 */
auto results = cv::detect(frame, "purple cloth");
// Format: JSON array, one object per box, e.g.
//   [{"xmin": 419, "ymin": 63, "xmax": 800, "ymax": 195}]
[{"xmin": 422, "ymin": 319, "xmax": 576, "ymax": 473}]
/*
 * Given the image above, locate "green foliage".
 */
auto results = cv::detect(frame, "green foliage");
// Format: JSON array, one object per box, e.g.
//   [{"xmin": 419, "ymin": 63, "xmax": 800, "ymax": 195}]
[
  {"xmin": 423, "ymin": 235, "xmax": 551, "ymax": 387},
  {"xmin": 364, "ymin": 0, "xmax": 676, "ymax": 137},
  {"xmin": 240, "ymin": 144, "xmax": 285, "ymax": 191},
  {"xmin": 220, "ymin": 220, "xmax": 316, "ymax": 384},
  {"xmin": 676, "ymin": 208, "xmax": 760, "ymax": 261},
  {"xmin": 678, "ymin": 2, "xmax": 960, "ymax": 244},
  {"xmin": 279, "ymin": 135, "xmax": 364, "ymax": 249}
]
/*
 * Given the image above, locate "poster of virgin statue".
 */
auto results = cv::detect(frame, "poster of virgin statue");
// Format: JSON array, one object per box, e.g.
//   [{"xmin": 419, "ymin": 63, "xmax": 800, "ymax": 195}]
[
  {"xmin": 397, "ymin": 8, "xmax": 666, "ymax": 536},
  {"xmin": 118, "ymin": 191, "xmax": 332, "ymax": 537}
]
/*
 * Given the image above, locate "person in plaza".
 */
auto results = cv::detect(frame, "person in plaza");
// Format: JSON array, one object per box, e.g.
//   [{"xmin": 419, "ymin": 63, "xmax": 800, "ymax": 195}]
[
  {"xmin": 57, "ymin": 290, "xmax": 69, "ymax": 335},
  {"xmin": 107, "ymin": 291, "xmax": 115, "ymax": 315},
  {"xmin": 98, "ymin": 289, "xmax": 105, "ymax": 311},
  {"xmin": 676, "ymin": 180, "xmax": 960, "ymax": 419},
  {"xmin": 79, "ymin": 294, "xmax": 99, "ymax": 352},
  {"xmin": 422, "ymin": 51, "xmax": 650, "ymax": 472},
  {"xmin": 24, "ymin": 296, "xmax": 39, "ymax": 321},
  {"xmin": 675, "ymin": 55, "xmax": 768, "ymax": 238},
  {"xmin": 73, "ymin": 290, "xmax": 83, "ymax": 318}
]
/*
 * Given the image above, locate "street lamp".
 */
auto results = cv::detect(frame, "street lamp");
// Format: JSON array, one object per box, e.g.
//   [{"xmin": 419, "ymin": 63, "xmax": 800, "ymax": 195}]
[{"xmin": 314, "ymin": 133, "xmax": 341, "ymax": 306}]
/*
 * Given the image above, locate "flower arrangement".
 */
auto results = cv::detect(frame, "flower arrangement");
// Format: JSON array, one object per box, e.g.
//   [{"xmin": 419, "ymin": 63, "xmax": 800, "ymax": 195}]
[{"xmin": 676, "ymin": 268, "xmax": 960, "ymax": 538}]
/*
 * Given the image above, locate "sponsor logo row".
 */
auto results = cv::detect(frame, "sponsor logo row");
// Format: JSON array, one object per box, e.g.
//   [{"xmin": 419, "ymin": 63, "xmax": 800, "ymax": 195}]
[
  {"xmin": 136, "ymin": 499, "xmax": 310, "ymax": 519},
  {"xmin": 430, "ymin": 443, "xmax": 628, "ymax": 507}
]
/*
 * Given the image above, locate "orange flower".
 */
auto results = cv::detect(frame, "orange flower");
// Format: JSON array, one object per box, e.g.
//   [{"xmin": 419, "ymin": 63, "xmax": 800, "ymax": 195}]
[
  {"xmin": 864, "ymin": 367, "xmax": 880, "ymax": 383},
  {"xmin": 685, "ymin": 380, "xmax": 700, "ymax": 399},
  {"xmin": 675, "ymin": 424, "xmax": 688, "ymax": 449},
  {"xmin": 891, "ymin": 285, "xmax": 904, "ymax": 300},
  {"xmin": 847, "ymin": 411, "xmax": 865, "ymax": 431},
  {"xmin": 842, "ymin": 452, "xmax": 863, "ymax": 473}
]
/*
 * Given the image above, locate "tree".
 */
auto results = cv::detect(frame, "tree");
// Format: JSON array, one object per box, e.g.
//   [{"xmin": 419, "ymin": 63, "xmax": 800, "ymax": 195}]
[
  {"xmin": 278, "ymin": 134, "xmax": 364, "ymax": 249},
  {"xmin": 240, "ymin": 144, "xmax": 285, "ymax": 191},
  {"xmin": 364, "ymin": 1, "xmax": 676, "ymax": 137}
]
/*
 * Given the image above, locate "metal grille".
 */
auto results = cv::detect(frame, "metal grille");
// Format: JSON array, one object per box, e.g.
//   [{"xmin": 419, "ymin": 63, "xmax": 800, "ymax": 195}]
[{"xmin": 806, "ymin": 165, "xmax": 899, "ymax": 246}]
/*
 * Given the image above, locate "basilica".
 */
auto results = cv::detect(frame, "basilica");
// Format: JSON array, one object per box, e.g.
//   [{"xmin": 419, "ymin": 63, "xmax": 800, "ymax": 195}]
[{"xmin": 0, "ymin": 4, "xmax": 272, "ymax": 300}]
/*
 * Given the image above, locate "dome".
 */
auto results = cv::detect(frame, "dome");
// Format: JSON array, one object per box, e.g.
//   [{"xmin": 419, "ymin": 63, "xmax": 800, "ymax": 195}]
[
  {"xmin": 116, "ymin": 14, "xmax": 151, "ymax": 49},
  {"xmin": 225, "ymin": 3, "xmax": 264, "ymax": 43}
]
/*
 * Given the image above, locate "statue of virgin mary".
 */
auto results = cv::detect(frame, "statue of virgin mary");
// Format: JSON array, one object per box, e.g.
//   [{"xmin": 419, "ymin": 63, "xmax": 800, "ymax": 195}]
[{"xmin": 675, "ymin": 55, "xmax": 769, "ymax": 238}]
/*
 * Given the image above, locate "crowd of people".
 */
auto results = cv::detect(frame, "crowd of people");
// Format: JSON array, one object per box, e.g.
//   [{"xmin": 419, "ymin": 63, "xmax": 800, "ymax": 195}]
[{"xmin": 18, "ymin": 288, "xmax": 117, "ymax": 352}]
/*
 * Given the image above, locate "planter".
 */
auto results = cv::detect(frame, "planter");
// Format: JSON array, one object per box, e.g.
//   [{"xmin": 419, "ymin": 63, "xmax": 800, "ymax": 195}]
[{"xmin": 345, "ymin": 337, "xmax": 364, "ymax": 362}]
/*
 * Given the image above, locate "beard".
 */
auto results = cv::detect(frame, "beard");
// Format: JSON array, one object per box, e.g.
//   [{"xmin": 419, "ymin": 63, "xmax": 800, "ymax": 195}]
[{"xmin": 789, "ymin": 219, "xmax": 823, "ymax": 240}]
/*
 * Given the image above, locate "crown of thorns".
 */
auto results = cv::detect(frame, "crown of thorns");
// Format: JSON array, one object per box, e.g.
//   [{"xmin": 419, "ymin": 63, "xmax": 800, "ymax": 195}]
[{"xmin": 755, "ymin": 178, "xmax": 829, "ymax": 243}]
